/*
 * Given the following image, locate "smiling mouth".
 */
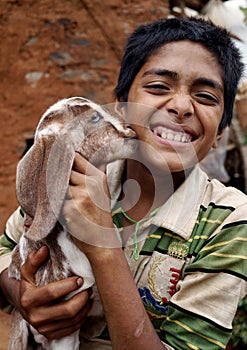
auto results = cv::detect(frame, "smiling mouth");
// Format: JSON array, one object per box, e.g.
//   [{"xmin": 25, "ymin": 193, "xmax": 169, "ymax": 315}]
[{"xmin": 152, "ymin": 128, "xmax": 192, "ymax": 143}]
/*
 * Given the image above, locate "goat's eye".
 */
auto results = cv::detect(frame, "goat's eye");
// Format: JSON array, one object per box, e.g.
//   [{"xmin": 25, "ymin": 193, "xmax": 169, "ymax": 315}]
[{"xmin": 91, "ymin": 112, "xmax": 102, "ymax": 123}]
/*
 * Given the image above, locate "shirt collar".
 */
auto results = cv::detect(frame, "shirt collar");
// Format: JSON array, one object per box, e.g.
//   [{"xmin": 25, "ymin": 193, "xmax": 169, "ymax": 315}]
[{"xmin": 107, "ymin": 161, "xmax": 208, "ymax": 240}]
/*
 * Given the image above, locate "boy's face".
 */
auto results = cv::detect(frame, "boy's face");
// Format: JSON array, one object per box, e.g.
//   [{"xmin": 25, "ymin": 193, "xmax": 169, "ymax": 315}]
[{"xmin": 118, "ymin": 40, "xmax": 225, "ymax": 174}]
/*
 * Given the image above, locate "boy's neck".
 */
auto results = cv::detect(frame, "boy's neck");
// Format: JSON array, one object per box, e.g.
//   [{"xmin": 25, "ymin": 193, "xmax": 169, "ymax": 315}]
[{"xmin": 121, "ymin": 159, "xmax": 186, "ymax": 221}]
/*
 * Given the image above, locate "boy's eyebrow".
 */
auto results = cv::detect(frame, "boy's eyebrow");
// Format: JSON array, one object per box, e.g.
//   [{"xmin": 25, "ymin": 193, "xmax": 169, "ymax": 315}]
[
  {"xmin": 142, "ymin": 69, "xmax": 224, "ymax": 93},
  {"xmin": 195, "ymin": 77, "xmax": 224, "ymax": 93},
  {"xmin": 142, "ymin": 69, "xmax": 178, "ymax": 79}
]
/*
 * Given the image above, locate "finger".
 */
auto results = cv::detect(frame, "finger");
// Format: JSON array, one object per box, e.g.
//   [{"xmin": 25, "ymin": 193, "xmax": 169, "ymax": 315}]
[
  {"xmin": 29, "ymin": 288, "xmax": 91, "ymax": 328},
  {"xmin": 40, "ymin": 318, "xmax": 86, "ymax": 340},
  {"xmin": 37, "ymin": 297, "xmax": 93, "ymax": 340},
  {"xmin": 98, "ymin": 163, "xmax": 106, "ymax": 173},
  {"xmin": 69, "ymin": 169, "xmax": 85, "ymax": 186},
  {"xmin": 21, "ymin": 246, "xmax": 49, "ymax": 284},
  {"xmin": 73, "ymin": 152, "xmax": 101, "ymax": 176},
  {"xmin": 43, "ymin": 286, "xmax": 91, "ymax": 322},
  {"xmin": 65, "ymin": 188, "xmax": 72, "ymax": 199},
  {"xmin": 40, "ymin": 310, "xmax": 88, "ymax": 340},
  {"xmin": 22, "ymin": 277, "xmax": 84, "ymax": 308}
]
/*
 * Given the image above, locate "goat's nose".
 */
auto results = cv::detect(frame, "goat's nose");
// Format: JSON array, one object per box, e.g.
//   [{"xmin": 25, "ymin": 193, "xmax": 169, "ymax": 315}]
[{"xmin": 124, "ymin": 125, "xmax": 136, "ymax": 138}]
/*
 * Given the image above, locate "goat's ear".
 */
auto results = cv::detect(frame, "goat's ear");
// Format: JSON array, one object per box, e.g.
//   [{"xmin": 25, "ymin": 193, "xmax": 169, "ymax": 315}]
[{"xmin": 16, "ymin": 133, "xmax": 75, "ymax": 241}]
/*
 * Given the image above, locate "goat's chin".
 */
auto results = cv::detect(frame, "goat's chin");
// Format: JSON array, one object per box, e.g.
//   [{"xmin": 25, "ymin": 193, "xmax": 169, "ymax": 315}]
[{"xmin": 89, "ymin": 138, "xmax": 138, "ymax": 166}]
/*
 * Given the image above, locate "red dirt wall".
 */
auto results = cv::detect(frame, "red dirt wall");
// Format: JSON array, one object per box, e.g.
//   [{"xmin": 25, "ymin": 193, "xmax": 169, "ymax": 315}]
[{"xmin": 0, "ymin": 0, "xmax": 169, "ymax": 232}]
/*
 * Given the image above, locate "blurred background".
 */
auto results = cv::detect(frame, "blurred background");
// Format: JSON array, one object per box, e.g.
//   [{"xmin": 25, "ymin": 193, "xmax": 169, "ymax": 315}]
[{"xmin": 0, "ymin": 1, "xmax": 247, "ymax": 349}]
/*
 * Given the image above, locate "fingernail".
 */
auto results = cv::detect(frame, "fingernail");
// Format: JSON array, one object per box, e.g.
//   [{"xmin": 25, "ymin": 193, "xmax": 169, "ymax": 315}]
[
  {"xmin": 38, "ymin": 246, "xmax": 47, "ymax": 252},
  {"xmin": 37, "ymin": 246, "xmax": 49, "ymax": 256},
  {"xmin": 77, "ymin": 277, "xmax": 83, "ymax": 287}
]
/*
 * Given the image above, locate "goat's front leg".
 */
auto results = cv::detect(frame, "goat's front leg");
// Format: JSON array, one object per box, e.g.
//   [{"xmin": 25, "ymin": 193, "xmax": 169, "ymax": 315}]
[{"xmin": 8, "ymin": 310, "xmax": 29, "ymax": 350}]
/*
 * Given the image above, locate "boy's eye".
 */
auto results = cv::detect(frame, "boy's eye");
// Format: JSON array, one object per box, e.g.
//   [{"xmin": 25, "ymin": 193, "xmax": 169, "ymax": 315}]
[
  {"xmin": 144, "ymin": 84, "xmax": 170, "ymax": 93},
  {"xmin": 195, "ymin": 93, "xmax": 219, "ymax": 104}
]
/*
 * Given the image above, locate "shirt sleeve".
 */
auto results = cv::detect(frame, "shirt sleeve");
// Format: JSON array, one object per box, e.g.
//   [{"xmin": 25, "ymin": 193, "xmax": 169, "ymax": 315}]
[
  {"xmin": 0, "ymin": 207, "xmax": 24, "ymax": 273},
  {"xmin": 0, "ymin": 207, "xmax": 24, "ymax": 312}
]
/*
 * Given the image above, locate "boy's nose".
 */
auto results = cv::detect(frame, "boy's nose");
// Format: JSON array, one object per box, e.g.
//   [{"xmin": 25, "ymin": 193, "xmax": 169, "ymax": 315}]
[{"xmin": 165, "ymin": 93, "xmax": 194, "ymax": 120}]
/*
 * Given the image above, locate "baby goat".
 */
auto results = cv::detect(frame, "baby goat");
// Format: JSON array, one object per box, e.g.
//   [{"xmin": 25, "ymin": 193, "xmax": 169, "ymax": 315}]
[{"xmin": 8, "ymin": 97, "xmax": 137, "ymax": 350}]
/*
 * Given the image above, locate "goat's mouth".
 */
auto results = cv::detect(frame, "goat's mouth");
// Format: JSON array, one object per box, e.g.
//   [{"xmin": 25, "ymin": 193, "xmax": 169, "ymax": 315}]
[{"xmin": 87, "ymin": 137, "xmax": 138, "ymax": 167}]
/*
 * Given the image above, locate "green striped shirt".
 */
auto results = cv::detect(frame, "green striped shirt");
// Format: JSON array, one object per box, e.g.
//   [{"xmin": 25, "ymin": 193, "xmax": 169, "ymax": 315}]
[{"xmin": 1, "ymin": 164, "xmax": 247, "ymax": 349}]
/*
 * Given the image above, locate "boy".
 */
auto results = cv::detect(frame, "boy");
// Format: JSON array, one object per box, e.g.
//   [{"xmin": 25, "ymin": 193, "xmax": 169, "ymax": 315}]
[{"xmin": 1, "ymin": 17, "xmax": 246, "ymax": 349}]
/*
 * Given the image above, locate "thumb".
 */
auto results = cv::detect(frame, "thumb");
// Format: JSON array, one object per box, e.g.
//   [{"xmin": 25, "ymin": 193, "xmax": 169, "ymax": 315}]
[{"xmin": 21, "ymin": 246, "xmax": 49, "ymax": 284}]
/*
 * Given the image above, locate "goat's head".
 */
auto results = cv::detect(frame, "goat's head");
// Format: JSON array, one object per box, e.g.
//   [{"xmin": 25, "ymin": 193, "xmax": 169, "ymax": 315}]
[{"xmin": 16, "ymin": 97, "xmax": 137, "ymax": 241}]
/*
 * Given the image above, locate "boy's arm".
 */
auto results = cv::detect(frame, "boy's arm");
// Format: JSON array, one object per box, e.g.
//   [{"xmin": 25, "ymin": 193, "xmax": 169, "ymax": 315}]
[{"xmin": 64, "ymin": 154, "xmax": 170, "ymax": 350}]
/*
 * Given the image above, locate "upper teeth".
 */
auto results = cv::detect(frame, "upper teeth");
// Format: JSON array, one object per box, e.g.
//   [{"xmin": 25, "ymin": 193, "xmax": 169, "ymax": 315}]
[{"xmin": 160, "ymin": 131, "xmax": 191, "ymax": 143}]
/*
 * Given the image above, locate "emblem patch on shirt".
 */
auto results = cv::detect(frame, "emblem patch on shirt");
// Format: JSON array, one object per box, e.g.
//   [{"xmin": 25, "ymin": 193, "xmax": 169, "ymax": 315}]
[
  {"xmin": 136, "ymin": 251, "xmax": 186, "ymax": 319},
  {"xmin": 168, "ymin": 241, "xmax": 189, "ymax": 260}
]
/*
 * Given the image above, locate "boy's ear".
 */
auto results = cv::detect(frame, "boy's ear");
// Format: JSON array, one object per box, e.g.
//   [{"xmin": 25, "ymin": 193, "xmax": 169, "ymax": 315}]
[{"xmin": 212, "ymin": 128, "xmax": 225, "ymax": 148}]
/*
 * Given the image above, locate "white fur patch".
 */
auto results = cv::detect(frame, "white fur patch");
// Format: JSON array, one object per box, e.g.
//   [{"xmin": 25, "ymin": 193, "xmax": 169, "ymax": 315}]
[
  {"xmin": 36, "ymin": 122, "xmax": 62, "ymax": 138},
  {"xmin": 57, "ymin": 231, "xmax": 95, "ymax": 290}
]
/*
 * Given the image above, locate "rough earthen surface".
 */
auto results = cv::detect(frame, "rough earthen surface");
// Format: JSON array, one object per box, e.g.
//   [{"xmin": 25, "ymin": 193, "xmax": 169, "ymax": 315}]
[
  {"xmin": 0, "ymin": 1, "xmax": 169, "ymax": 346},
  {"xmin": 0, "ymin": 0, "xmax": 169, "ymax": 233}
]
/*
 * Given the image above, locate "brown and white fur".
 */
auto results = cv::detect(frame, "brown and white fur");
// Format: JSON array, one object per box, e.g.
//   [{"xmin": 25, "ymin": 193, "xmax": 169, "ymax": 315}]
[{"xmin": 8, "ymin": 97, "xmax": 137, "ymax": 350}]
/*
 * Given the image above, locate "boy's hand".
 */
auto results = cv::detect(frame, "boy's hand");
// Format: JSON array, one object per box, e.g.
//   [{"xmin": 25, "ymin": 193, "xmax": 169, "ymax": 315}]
[
  {"xmin": 63, "ymin": 153, "xmax": 121, "ymax": 252},
  {"xmin": 18, "ymin": 246, "xmax": 92, "ymax": 340}
]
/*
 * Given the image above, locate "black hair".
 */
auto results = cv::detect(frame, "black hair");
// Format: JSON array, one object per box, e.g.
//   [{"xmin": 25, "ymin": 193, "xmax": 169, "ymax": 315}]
[{"xmin": 115, "ymin": 17, "xmax": 244, "ymax": 130}]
